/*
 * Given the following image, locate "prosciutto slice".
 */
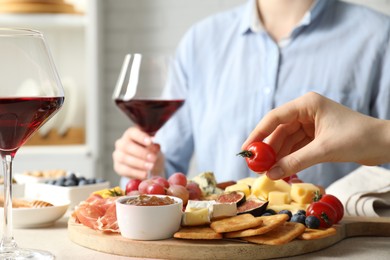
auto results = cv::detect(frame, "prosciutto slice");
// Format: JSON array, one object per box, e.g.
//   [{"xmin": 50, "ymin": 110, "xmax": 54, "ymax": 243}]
[{"xmin": 74, "ymin": 194, "xmax": 120, "ymax": 233}]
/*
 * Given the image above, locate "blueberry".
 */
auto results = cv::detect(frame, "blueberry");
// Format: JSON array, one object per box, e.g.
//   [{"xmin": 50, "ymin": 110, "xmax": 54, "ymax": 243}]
[
  {"xmin": 87, "ymin": 178, "xmax": 96, "ymax": 184},
  {"xmin": 305, "ymin": 215, "xmax": 321, "ymax": 229},
  {"xmin": 296, "ymin": 209, "xmax": 306, "ymax": 216},
  {"xmin": 68, "ymin": 172, "xmax": 78, "ymax": 181},
  {"xmin": 291, "ymin": 214, "xmax": 306, "ymax": 225},
  {"xmin": 278, "ymin": 210, "xmax": 292, "ymax": 221},
  {"xmin": 55, "ymin": 177, "xmax": 66, "ymax": 186},
  {"xmin": 95, "ymin": 178, "xmax": 106, "ymax": 183},
  {"xmin": 78, "ymin": 179, "xmax": 88, "ymax": 186},
  {"xmin": 64, "ymin": 179, "xmax": 77, "ymax": 187}
]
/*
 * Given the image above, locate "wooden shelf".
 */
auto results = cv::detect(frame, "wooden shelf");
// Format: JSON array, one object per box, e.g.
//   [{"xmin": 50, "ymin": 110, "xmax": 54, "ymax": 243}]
[{"xmin": 0, "ymin": 13, "xmax": 86, "ymax": 28}]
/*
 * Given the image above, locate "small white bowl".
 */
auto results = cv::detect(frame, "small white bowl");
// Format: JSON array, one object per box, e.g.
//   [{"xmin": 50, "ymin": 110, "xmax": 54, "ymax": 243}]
[
  {"xmin": 24, "ymin": 181, "xmax": 110, "ymax": 209},
  {"xmin": 116, "ymin": 195, "xmax": 183, "ymax": 240},
  {"xmin": 0, "ymin": 199, "xmax": 69, "ymax": 228}
]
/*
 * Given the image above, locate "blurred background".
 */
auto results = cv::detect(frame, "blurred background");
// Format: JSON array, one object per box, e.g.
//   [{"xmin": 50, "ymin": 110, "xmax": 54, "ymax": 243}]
[{"xmin": 2, "ymin": 0, "xmax": 390, "ymax": 186}]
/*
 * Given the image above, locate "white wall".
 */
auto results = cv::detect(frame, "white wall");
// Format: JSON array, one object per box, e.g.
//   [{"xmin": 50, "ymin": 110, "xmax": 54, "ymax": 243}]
[{"xmin": 96, "ymin": 0, "xmax": 390, "ymax": 185}]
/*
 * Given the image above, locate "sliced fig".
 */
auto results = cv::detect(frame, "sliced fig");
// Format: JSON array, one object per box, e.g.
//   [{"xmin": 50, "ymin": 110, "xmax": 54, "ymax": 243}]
[
  {"xmin": 216, "ymin": 191, "xmax": 246, "ymax": 206},
  {"xmin": 237, "ymin": 198, "xmax": 268, "ymax": 217}
]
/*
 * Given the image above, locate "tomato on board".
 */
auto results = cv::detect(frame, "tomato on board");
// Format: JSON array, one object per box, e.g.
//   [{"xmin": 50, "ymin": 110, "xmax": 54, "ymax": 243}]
[
  {"xmin": 237, "ymin": 142, "xmax": 276, "ymax": 173},
  {"xmin": 319, "ymin": 194, "xmax": 344, "ymax": 223},
  {"xmin": 306, "ymin": 201, "xmax": 337, "ymax": 228}
]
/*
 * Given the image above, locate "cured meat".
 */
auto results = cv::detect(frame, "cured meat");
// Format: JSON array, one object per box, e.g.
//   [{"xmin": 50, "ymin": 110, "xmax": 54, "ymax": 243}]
[{"xmin": 74, "ymin": 194, "xmax": 120, "ymax": 233}]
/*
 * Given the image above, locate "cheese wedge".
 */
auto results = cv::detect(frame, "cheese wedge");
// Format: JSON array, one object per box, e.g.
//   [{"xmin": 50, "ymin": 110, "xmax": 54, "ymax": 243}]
[
  {"xmin": 268, "ymin": 191, "xmax": 291, "ymax": 205},
  {"xmin": 251, "ymin": 175, "xmax": 291, "ymax": 200},
  {"xmin": 185, "ymin": 200, "xmax": 237, "ymax": 222},
  {"xmin": 192, "ymin": 172, "xmax": 223, "ymax": 197},
  {"xmin": 211, "ymin": 202, "xmax": 237, "ymax": 220},
  {"xmin": 290, "ymin": 183, "xmax": 320, "ymax": 204},
  {"xmin": 182, "ymin": 208, "xmax": 210, "ymax": 226}
]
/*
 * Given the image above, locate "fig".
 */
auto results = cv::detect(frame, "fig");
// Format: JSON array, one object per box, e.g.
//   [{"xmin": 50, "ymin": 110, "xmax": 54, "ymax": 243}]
[
  {"xmin": 216, "ymin": 191, "xmax": 246, "ymax": 206},
  {"xmin": 237, "ymin": 198, "xmax": 268, "ymax": 217}
]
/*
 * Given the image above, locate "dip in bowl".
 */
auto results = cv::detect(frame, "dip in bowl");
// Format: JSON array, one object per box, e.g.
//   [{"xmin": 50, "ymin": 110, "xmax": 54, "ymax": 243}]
[{"xmin": 116, "ymin": 194, "xmax": 183, "ymax": 240}]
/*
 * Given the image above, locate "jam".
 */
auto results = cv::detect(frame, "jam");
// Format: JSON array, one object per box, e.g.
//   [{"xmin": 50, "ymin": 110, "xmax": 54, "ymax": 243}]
[{"xmin": 123, "ymin": 195, "xmax": 175, "ymax": 206}]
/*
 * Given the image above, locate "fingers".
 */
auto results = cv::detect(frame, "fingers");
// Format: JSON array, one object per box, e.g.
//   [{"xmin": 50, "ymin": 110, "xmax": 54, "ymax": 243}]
[
  {"xmin": 242, "ymin": 100, "xmax": 304, "ymax": 149},
  {"xmin": 112, "ymin": 127, "xmax": 160, "ymax": 179},
  {"xmin": 266, "ymin": 140, "xmax": 324, "ymax": 180}
]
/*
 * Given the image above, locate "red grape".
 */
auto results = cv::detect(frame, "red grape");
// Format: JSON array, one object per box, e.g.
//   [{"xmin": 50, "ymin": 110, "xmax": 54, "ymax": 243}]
[
  {"xmin": 186, "ymin": 182, "xmax": 202, "ymax": 200},
  {"xmin": 125, "ymin": 179, "xmax": 142, "ymax": 195},
  {"xmin": 146, "ymin": 183, "xmax": 166, "ymax": 195},
  {"xmin": 168, "ymin": 172, "xmax": 187, "ymax": 187},
  {"xmin": 167, "ymin": 184, "xmax": 189, "ymax": 205},
  {"xmin": 151, "ymin": 176, "xmax": 170, "ymax": 189},
  {"xmin": 138, "ymin": 180, "xmax": 152, "ymax": 194}
]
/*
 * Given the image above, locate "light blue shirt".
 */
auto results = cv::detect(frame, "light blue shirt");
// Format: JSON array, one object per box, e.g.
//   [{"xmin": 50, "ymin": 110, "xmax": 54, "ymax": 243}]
[{"xmin": 155, "ymin": 0, "xmax": 390, "ymax": 188}]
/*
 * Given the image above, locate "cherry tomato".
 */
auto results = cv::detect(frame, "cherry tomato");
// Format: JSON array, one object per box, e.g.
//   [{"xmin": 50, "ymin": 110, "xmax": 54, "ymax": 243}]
[
  {"xmin": 319, "ymin": 194, "xmax": 344, "ymax": 223},
  {"xmin": 237, "ymin": 142, "xmax": 276, "ymax": 173},
  {"xmin": 306, "ymin": 201, "xmax": 337, "ymax": 228}
]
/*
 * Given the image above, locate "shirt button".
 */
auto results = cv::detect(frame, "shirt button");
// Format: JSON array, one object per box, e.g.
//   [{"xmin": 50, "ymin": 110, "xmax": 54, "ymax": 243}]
[{"xmin": 264, "ymin": 87, "xmax": 271, "ymax": 94}]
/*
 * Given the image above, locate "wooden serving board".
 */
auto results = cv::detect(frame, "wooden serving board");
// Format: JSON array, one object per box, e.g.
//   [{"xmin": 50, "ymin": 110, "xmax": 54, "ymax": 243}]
[{"xmin": 68, "ymin": 216, "xmax": 390, "ymax": 259}]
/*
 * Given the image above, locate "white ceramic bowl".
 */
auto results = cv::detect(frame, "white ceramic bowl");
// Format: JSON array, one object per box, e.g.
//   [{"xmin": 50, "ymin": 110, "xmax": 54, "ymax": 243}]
[
  {"xmin": 24, "ymin": 181, "xmax": 110, "ymax": 209},
  {"xmin": 116, "ymin": 195, "xmax": 183, "ymax": 240},
  {"xmin": 0, "ymin": 198, "xmax": 69, "ymax": 228}
]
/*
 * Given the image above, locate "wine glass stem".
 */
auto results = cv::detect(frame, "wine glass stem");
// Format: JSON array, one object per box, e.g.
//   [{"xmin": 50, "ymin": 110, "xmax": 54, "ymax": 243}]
[{"xmin": 1, "ymin": 154, "xmax": 17, "ymax": 251}]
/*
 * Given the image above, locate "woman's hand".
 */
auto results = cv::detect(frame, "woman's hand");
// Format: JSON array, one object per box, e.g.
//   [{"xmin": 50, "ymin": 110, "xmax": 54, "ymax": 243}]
[
  {"xmin": 112, "ymin": 127, "xmax": 165, "ymax": 180},
  {"xmin": 242, "ymin": 92, "xmax": 390, "ymax": 180}
]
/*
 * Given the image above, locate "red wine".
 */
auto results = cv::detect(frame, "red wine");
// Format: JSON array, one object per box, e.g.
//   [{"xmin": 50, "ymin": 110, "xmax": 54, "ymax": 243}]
[
  {"xmin": 0, "ymin": 97, "xmax": 64, "ymax": 156},
  {"xmin": 115, "ymin": 99, "xmax": 184, "ymax": 136}
]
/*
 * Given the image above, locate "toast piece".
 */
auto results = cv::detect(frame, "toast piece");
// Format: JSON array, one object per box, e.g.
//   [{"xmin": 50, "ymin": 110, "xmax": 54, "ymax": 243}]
[
  {"xmin": 224, "ymin": 214, "xmax": 289, "ymax": 238},
  {"xmin": 174, "ymin": 226, "xmax": 223, "ymax": 240},
  {"xmin": 241, "ymin": 222, "xmax": 306, "ymax": 245},
  {"xmin": 210, "ymin": 214, "xmax": 263, "ymax": 233}
]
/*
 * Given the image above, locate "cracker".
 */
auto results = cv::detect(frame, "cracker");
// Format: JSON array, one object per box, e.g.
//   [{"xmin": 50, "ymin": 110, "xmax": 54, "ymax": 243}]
[
  {"xmin": 298, "ymin": 227, "xmax": 337, "ymax": 240},
  {"xmin": 210, "ymin": 214, "xmax": 263, "ymax": 233},
  {"xmin": 173, "ymin": 226, "xmax": 223, "ymax": 240},
  {"xmin": 224, "ymin": 214, "xmax": 289, "ymax": 238},
  {"xmin": 241, "ymin": 222, "xmax": 306, "ymax": 245}
]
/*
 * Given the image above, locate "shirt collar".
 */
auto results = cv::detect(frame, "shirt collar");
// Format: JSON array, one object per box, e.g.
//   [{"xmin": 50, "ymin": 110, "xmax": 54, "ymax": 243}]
[{"xmin": 239, "ymin": 0, "xmax": 333, "ymax": 35}]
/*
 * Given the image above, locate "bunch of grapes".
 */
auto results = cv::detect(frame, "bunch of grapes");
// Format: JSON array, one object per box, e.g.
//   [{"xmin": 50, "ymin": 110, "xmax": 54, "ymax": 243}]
[{"xmin": 125, "ymin": 172, "xmax": 202, "ymax": 205}]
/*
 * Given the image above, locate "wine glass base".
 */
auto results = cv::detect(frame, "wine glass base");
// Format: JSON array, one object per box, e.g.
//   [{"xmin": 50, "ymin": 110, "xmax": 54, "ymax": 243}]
[{"xmin": 0, "ymin": 248, "xmax": 54, "ymax": 259}]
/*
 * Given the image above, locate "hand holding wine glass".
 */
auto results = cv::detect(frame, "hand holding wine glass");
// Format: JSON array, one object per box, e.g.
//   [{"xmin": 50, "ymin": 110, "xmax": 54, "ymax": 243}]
[
  {"xmin": 0, "ymin": 29, "xmax": 64, "ymax": 259},
  {"xmin": 112, "ymin": 54, "xmax": 184, "ymax": 180}
]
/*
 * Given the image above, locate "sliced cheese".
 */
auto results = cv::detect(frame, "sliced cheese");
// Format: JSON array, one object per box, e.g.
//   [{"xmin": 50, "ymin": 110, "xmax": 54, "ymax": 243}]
[
  {"xmin": 290, "ymin": 183, "xmax": 320, "ymax": 204},
  {"xmin": 181, "ymin": 208, "xmax": 210, "ymax": 226},
  {"xmin": 225, "ymin": 183, "xmax": 251, "ymax": 198},
  {"xmin": 268, "ymin": 191, "xmax": 291, "ymax": 205},
  {"xmin": 251, "ymin": 175, "xmax": 291, "ymax": 200}
]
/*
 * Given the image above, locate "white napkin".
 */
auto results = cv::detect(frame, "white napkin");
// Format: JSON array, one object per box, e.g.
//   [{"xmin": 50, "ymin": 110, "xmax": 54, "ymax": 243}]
[{"xmin": 326, "ymin": 166, "xmax": 390, "ymax": 217}]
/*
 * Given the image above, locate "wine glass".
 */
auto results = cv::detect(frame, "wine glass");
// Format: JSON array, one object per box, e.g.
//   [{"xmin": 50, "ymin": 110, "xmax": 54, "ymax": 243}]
[
  {"xmin": 113, "ymin": 53, "xmax": 184, "ymax": 178},
  {"xmin": 0, "ymin": 28, "xmax": 64, "ymax": 259}
]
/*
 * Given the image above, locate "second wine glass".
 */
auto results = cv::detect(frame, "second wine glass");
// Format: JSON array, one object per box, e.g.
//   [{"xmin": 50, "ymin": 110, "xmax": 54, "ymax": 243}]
[{"xmin": 113, "ymin": 53, "xmax": 185, "ymax": 178}]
